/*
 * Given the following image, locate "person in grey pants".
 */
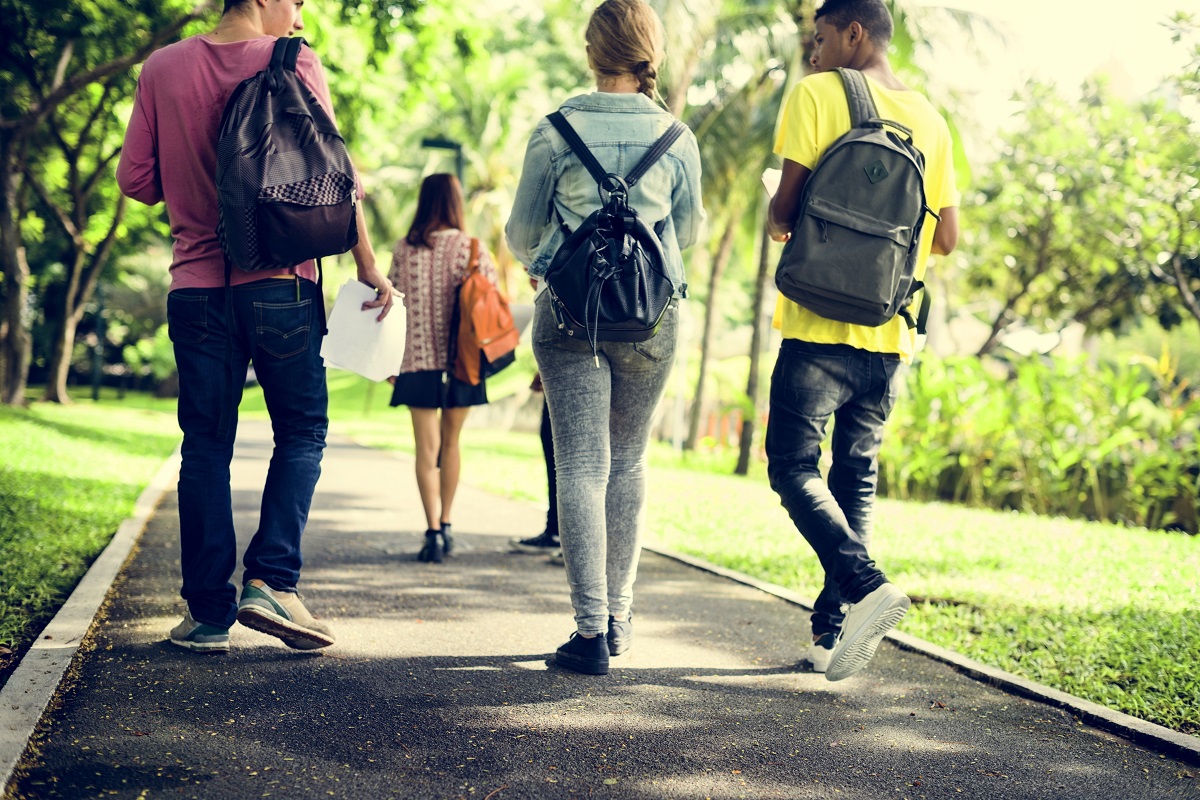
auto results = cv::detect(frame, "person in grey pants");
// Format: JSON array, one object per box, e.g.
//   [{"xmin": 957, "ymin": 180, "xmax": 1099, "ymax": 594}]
[{"xmin": 504, "ymin": 0, "xmax": 705, "ymax": 675}]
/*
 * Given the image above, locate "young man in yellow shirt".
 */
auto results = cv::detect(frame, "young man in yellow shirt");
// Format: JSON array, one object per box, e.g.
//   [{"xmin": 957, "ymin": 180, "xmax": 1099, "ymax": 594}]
[{"xmin": 766, "ymin": 0, "xmax": 960, "ymax": 681}]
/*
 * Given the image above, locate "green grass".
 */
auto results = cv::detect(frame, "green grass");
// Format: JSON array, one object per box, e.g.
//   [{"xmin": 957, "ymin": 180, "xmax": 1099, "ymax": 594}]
[
  {"xmin": 319, "ymin": 371, "xmax": 1200, "ymax": 737},
  {"xmin": 0, "ymin": 391, "xmax": 180, "ymax": 657}
]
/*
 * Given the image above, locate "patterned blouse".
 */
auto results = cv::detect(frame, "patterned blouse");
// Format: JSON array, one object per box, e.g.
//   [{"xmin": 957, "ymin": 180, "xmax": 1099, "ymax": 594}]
[{"xmin": 388, "ymin": 229, "xmax": 498, "ymax": 374}]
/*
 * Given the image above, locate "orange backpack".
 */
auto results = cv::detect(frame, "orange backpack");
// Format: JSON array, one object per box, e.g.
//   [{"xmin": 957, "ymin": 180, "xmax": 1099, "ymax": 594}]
[{"xmin": 453, "ymin": 239, "xmax": 519, "ymax": 386}]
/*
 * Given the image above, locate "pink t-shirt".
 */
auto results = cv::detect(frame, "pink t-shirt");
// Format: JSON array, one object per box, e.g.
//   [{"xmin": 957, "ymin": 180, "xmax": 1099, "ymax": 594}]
[{"xmin": 117, "ymin": 35, "xmax": 360, "ymax": 291}]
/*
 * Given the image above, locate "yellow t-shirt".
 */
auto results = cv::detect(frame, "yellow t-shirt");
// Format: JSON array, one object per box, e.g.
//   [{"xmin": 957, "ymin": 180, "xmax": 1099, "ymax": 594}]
[{"xmin": 772, "ymin": 71, "xmax": 961, "ymax": 362}]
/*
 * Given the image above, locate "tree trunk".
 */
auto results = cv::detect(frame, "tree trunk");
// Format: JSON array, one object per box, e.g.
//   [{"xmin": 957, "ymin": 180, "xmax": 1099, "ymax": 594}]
[
  {"xmin": 976, "ymin": 214, "xmax": 1053, "ymax": 358},
  {"xmin": 1169, "ymin": 248, "xmax": 1200, "ymax": 326},
  {"xmin": 42, "ymin": 244, "xmax": 87, "ymax": 404},
  {"xmin": 0, "ymin": 133, "xmax": 31, "ymax": 406},
  {"xmin": 736, "ymin": 216, "xmax": 774, "ymax": 476},
  {"xmin": 42, "ymin": 313, "xmax": 80, "ymax": 404},
  {"xmin": 667, "ymin": 45, "xmax": 702, "ymax": 118},
  {"xmin": 0, "ymin": 4, "xmax": 212, "ymax": 405},
  {"xmin": 1, "ymin": 246, "xmax": 32, "ymax": 407},
  {"xmin": 975, "ymin": 292, "xmax": 1022, "ymax": 358},
  {"xmin": 41, "ymin": 195, "xmax": 124, "ymax": 404},
  {"xmin": 684, "ymin": 210, "xmax": 739, "ymax": 451}
]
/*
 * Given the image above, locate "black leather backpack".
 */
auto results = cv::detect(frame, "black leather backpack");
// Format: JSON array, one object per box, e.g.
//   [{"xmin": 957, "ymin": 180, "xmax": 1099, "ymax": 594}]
[{"xmin": 542, "ymin": 111, "xmax": 686, "ymax": 364}]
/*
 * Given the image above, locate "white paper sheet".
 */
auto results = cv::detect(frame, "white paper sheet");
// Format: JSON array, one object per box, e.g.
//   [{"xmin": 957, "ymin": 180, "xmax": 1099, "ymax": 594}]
[
  {"xmin": 761, "ymin": 168, "xmax": 782, "ymax": 198},
  {"xmin": 319, "ymin": 279, "xmax": 407, "ymax": 382}
]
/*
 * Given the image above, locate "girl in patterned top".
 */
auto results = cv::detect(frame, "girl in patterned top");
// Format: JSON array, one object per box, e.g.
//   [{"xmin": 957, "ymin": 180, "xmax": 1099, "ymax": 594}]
[{"xmin": 388, "ymin": 174, "xmax": 499, "ymax": 563}]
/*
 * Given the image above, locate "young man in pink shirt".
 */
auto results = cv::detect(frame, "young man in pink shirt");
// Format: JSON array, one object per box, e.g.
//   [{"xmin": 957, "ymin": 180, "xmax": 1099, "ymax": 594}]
[{"xmin": 118, "ymin": 0, "xmax": 395, "ymax": 654}]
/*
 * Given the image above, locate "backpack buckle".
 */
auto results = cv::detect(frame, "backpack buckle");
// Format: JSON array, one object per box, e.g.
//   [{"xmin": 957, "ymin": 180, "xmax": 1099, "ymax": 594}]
[{"xmin": 598, "ymin": 174, "xmax": 630, "ymax": 205}]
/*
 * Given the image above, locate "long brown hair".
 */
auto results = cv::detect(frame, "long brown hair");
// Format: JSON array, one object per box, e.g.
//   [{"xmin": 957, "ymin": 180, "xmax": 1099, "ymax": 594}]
[
  {"xmin": 405, "ymin": 173, "xmax": 466, "ymax": 248},
  {"xmin": 585, "ymin": 0, "xmax": 665, "ymax": 100}
]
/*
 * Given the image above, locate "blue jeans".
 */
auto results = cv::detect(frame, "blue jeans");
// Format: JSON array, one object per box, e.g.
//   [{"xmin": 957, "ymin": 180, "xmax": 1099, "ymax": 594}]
[
  {"xmin": 532, "ymin": 292, "xmax": 678, "ymax": 636},
  {"xmin": 167, "ymin": 278, "xmax": 328, "ymax": 629},
  {"xmin": 765, "ymin": 339, "xmax": 905, "ymax": 638}
]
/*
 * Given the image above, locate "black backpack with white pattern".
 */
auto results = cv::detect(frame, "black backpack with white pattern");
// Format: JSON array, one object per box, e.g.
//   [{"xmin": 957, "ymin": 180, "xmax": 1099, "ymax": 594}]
[{"xmin": 216, "ymin": 36, "xmax": 358, "ymax": 273}]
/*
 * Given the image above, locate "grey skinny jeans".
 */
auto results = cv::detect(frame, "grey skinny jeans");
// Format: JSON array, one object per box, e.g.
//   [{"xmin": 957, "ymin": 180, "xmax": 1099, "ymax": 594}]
[{"xmin": 531, "ymin": 292, "xmax": 678, "ymax": 636}]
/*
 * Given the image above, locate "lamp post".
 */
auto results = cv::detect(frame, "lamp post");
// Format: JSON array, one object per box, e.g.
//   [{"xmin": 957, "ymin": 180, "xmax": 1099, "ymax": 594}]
[{"xmin": 420, "ymin": 137, "xmax": 464, "ymax": 188}]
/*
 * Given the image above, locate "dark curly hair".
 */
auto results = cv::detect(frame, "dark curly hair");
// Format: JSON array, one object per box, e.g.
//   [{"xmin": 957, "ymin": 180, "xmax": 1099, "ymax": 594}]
[{"xmin": 814, "ymin": 0, "xmax": 894, "ymax": 48}]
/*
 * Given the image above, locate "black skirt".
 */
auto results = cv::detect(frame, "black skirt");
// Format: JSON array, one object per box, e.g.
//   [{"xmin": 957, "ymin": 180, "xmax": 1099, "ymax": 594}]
[{"xmin": 389, "ymin": 369, "xmax": 488, "ymax": 409}]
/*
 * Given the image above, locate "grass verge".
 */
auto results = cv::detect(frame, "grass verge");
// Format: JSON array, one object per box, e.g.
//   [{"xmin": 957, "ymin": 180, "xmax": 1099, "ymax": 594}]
[
  {"xmin": 321, "ymin": 370, "xmax": 1200, "ymax": 737},
  {"xmin": 0, "ymin": 391, "xmax": 179, "ymax": 676}
]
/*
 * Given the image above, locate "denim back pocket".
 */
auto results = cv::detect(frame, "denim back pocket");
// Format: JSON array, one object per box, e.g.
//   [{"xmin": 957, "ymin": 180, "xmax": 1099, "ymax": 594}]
[
  {"xmin": 166, "ymin": 293, "xmax": 209, "ymax": 345},
  {"xmin": 773, "ymin": 348, "xmax": 851, "ymax": 420},
  {"xmin": 254, "ymin": 299, "xmax": 312, "ymax": 360},
  {"xmin": 632, "ymin": 305, "xmax": 678, "ymax": 364}
]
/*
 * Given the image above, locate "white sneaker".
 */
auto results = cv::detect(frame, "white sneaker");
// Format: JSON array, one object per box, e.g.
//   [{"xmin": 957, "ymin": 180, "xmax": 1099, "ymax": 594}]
[
  {"xmin": 825, "ymin": 583, "xmax": 909, "ymax": 682},
  {"xmin": 805, "ymin": 633, "xmax": 835, "ymax": 673}
]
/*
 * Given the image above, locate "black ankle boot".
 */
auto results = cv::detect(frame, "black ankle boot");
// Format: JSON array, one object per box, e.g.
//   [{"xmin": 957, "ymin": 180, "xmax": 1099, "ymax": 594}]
[
  {"xmin": 555, "ymin": 632, "xmax": 609, "ymax": 675},
  {"xmin": 416, "ymin": 529, "xmax": 443, "ymax": 563},
  {"xmin": 607, "ymin": 614, "xmax": 633, "ymax": 656},
  {"xmin": 440, "ymin": 523, "xmax": 454, "ymax": 557}
]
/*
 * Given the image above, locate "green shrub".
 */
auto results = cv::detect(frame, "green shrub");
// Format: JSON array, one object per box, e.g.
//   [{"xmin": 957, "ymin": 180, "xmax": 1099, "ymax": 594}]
[{"xmin": 881, "ymin": 353, "xmax": 1200, "ymax": 533}]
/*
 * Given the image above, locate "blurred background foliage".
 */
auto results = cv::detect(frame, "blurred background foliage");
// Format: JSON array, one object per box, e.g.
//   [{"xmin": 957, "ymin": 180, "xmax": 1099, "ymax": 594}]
[{"xmin": 0, "ymin": 0, "xmax": 1196, "ymax": 531}]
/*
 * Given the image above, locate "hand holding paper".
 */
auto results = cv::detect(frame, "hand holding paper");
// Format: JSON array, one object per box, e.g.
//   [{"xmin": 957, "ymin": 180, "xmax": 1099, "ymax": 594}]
[{"xmin": 319, "ymin": 279, "xmax": 407, "ymax": 382}]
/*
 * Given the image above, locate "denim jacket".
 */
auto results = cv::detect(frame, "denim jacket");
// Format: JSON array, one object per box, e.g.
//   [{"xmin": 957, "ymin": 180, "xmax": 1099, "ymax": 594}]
[{"xmin": 505, "ymin": 92, "xmax": 706, "ymax": 297}]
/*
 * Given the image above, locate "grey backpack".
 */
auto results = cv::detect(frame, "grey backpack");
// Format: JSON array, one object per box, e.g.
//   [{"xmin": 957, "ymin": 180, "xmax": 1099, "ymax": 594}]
[
  {"xmin": 216, "ymin": 36, "xmax": 358, "ymax": 273},
  {"xmin": 775, "ymin": 68, "xmax": 937, "ymax": 328}
]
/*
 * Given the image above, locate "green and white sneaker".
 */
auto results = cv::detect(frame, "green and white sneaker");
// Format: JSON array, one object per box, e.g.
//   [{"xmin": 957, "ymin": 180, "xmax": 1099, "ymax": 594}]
[
  {"xmin": 236, "ymin": 579, "xmax": 335, "ymax": 651},
  {"xmin": 169, "ymin": 614, "xmax": 230, "ymax": 653}
]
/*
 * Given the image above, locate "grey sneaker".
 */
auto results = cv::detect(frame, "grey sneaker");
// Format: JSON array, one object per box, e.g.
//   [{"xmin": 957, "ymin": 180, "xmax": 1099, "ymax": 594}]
[
  {"xmin": 236, "ymin": 579, "xmax": 335, "ymax": 650},
  {"xmin": 825, "ymin": 583, "xmax": 909, "ymax": 682},
  {"xmin": 806, "ymin": 632, "xmax": 835, "ymax": 673},
  {"xmin": 169, "ymin": 614, "xmax": 229, "ymax": 653}
]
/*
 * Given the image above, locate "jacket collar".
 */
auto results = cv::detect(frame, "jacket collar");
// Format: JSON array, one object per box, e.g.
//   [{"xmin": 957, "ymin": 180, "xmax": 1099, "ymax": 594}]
[{"xmin": 559, "ymin": 91, "xmax": 664, "ymax": 113}]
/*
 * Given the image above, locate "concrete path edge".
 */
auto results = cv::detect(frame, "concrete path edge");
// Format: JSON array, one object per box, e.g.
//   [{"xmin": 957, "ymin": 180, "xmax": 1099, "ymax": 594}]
[
  {"xmin": 644, "ymin": 544, "xmax": 1200, "ymax": 766},
  {"xmin": 0, "ymin": 448, "xmax": 182, "ymax": 793}
]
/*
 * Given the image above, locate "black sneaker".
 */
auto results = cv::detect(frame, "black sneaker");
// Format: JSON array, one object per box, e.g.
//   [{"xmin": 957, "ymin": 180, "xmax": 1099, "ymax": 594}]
[
  {"xmin": 510, "ymin": 530, "xmax": 560, "ymax": 554},
  {"xmin": 440, "ymin": 523, "xmax": 454, "ymax": 557},
  {"xmin": 554, "ymin": 632, "xmax": 609, "ymax": 675},
  {"xmin": 416, "ymin": 529, "xmax": 443, "ymax": 563},
  {"xmin": 607, "ymin": 614, "xmax": 633, "ymax": 656}
]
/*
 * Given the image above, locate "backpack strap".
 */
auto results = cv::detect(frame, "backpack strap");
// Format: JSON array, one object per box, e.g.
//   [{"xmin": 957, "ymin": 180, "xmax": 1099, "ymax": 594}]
[
  {"xmin": 547, "ymin": 112, "xmax": 688, "ymax": 189},
  {"xmin": 834, "ymin": 68, "xmax": 878, "ymax": 129},
  {"xmin": 267, "ymin": 37, "xmax": 306, "ymax": 93},
  {"xmin": 897, "ymin": 282, "xmax": 931, "ymax": 336},
  {"xmin": 625, "ymin": 122, "xmax": 687, "ymax": 187},
  {"xmin": 269, "ymin": 36, "xmax": 306, "ymax": 72},
  {"xmin": 547, "ymin": 112, "xmax": 609, "ymax": 187},
  {"xmin": 467, "ymin": 237, "xmax": 480, "ymax": 275}
]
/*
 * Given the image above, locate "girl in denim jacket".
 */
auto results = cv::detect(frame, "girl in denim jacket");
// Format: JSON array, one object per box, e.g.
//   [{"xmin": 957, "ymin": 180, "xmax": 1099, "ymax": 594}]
[{"xmin": 505, "ymin": 0, "xmax": 705, "ymax": 675}]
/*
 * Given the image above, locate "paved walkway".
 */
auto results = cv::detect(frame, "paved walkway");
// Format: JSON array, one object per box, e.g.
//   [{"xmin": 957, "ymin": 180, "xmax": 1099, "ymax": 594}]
[{"xmin": 8, "ymin": 422, "xmax": 1200, "ymax": 799}]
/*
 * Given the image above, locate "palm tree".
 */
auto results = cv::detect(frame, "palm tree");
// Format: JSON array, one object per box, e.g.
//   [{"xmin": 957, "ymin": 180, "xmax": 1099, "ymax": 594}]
[
  {"xmin": 649, "ymin": 0, "xmax": 800, "ymax": 450},
  {"xmin": 682, "ymin": 62, "xmax": 792, "ymax": 451}
]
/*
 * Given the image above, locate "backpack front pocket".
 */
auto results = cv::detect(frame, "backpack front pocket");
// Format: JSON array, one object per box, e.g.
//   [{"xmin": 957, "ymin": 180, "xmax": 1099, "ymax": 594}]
[{"xmin": 257, "ymin": 173, "xmax": 358, "ymax": 266}]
